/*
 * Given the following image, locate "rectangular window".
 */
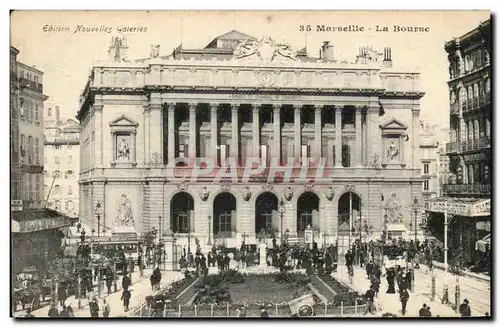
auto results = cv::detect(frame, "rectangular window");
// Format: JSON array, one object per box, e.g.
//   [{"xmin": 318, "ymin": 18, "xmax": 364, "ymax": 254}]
[
  {"xmin": 179, "ymin": 144, "xmax": 187, "ymax": 158},
  {"xmin": 54, "ymin": 145, "xmax": 61, "ymax": 150},
  {"xmin": 67, "ymin": 186, "xmax": 72, "ymax": 195},
  {"xmin": 423, "ymin": 163, "xmax": 429, "ymax": 174},
  {"xmin": 35, "ymin": 103, "xmax": 39, "ymax": 121},
  {"xmin": 27, "ymin": 174, "xmax": 33, "ymax": 202},
  {"xmin": 36, "ymin": 175, "xmax": 41, "ymax": 201},
  {"xmin": 55, "ymin": 156, "xmax": 60, "ymax": 164},
  {"xmin": 423, "ymin": 180, "xmax": 429, "ymax": 191},
  {"xmin": 218, "ymin": 213, "xmax": 232, "ymax": 233},
  {"xmin": 220, "ymin": 144, "xmax": 230, "ymax": 167}
]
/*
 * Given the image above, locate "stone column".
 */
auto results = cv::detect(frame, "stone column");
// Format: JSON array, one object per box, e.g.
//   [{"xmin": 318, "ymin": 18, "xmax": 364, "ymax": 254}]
[
  {"xmin": 355, "ymin": 106, "xmax": 363, "ymax": 167},
  {"xmin": 335, "ymin": 107, "xmax": 342, "ymax": 167},
  {"xmin": 252, "ymin": 104, "xmax": 260, "ymax": 159},
  {"xmin": 189, "ymin": 103, "xmax": 197, "ymax": 161},
  {"xmin": 412, "ymin": 108, "xmax": 420, "ymax": 168},
  {"xmin": 367, "ymin": 106, "xmax": 380, "ymax": 161},
  {"xmin": 93, "ymin": 103, "xmax": 104, "ymax": 167},
  {"xmin": 231, "ymin": 103, "xmax": 239, "ymax": 165},
  {"xmin": 273, "ymin": 104, "xmax": 281, "ymax": 163},
  {"xmin": 210, "ymin": 103, "xmax": 218, "ymax": 165},
  {"xmin": 314, "ymin": 105, "xmax": 322, "ymax": 161},
  {"xmin": 149, "ymin": 93, "xmax": 163, "ymax": 164},
  {"xmin": 294, "ymin": 105, "xmax": 302, "ymax": 158},
  {"xmin": 167, "ymin": 103, "xmax": 175, "ymax": 164}
]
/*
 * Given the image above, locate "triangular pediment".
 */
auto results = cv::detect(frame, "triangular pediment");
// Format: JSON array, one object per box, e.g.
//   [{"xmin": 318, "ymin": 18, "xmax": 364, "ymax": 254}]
[
  {"xmin": 109, "ymin": 114, "xmax": 138, "ymax": 127},
  {"xmin": 380, "ymin": 117, "xmax": 407, "ymax": 130}
]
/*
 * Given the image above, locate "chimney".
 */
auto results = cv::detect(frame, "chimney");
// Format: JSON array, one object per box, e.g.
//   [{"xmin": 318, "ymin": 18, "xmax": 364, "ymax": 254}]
[
  {"xmin": 320, "ymin": 41, "xmax": 334, "ymax": 60},
  {"xmin": 383, "ymin": 47, "xmax": 393, "ymax": 68}
]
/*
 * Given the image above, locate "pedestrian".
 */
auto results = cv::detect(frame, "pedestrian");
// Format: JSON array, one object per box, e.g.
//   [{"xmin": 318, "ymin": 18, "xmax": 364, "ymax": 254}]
[
  {"xmin": 419, "ymin": 304, "xmax": 428, "ymax": 317},
  {"xmin": 102, "ymin": 298, "xmax": 110, "ymax": 317},
  {"xmin": 121, "ymin": 289, "xmax": 131, "ymax": 312},
  {"xmin": 48, "ymin": 304, "xmax": 59, "ymax": 317},
  {"xmin": 138, "ymin": 254, "xmax": 144, "ymax": 277},
  {"xmin": 427, "ymin": 306, "xmax": 432, "ymax": 317},
  {"xmin": 260, "ymin": 305, "xmax": 269, "ymax": 318},
  {"xmin": 122, "ymin": 273, "xmax": 131, "ymax": 291},
  {"xmin": 24, "ymin": 308, "xmax": 35, "ymax": 318},
  {"xmin": 89, "ymin": 298, "xmax": 100, "ymax": 317},
  {"xmin": 399, "ymin": 288, "xmax": 409, "ymax": 316},
  {"xmin": 58, "ymin": 284, "xmax": 67, "ymax": 308},
  {"xmin": 59, "ymin": 305, "xmax": 69, "ymax": 317},
  {"xmin": 67, "ymin": 306, "xmax": 75, "ymax": 317},
  {"xmin": 364, "ymin": 286, "xmax": 376, "ymax": 315},
  {"xmin": 459, "ymin": 299, "xmax": 471, "ymax": 317}
]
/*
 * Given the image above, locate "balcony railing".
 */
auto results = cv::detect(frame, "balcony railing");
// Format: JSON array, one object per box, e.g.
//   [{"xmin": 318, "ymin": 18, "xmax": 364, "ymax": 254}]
[
  {"xmin": 450, "ymin": 103, "xmax": 460, "ymax": 115},
  {"xmin": 462, "ymin": 136, "xmax": 491, "ymax": 151},
  {"xmin": 443, "ymin": 183, "xmax": 491, "ymax": 196},
  {"xmin": 19, "ymin": 77, "xmax": 43, "ymax": 94},
  {"xmin": 446, "ymin": 142, "xmax": 459, "ymax": 153}
]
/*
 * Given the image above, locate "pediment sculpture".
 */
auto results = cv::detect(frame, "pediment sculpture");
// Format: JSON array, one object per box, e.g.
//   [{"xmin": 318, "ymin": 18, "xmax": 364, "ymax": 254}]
[
  {"xmin": 150, "ymin": 44, "xmax": 160, "ymax": 58},
  {"xmin": 233, "ymin": 37, "xmax": 297, "ymax": 64}
]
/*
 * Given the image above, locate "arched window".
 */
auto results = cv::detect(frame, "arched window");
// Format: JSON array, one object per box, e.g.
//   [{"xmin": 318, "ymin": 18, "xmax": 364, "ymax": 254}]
[
  {"xmin": 54, "ymin": 185, "xmax": 60, "ymax": 195},
  {"xmin": 67, "ymin": 185, "xmax": 72, "ymax": 195},
  {"xmin": 55, "ymin": 200, "xmax": 61, "ymax": 210},
  {"xmin": 459, "ymin": 87, "xmax": 466, "ymax": 104},
  {"xmin": 473, "ymin": 84, "xmax": 479, "ymax": 99},
  {"xmin": 53, "ymin": 170, "xmax": 61, "ymax": 178},
  {"xmin": 48, "ymin": 107, "xmax": 52, "ymax": 117},
  {"xmin": 486, "ymin": 78, "xmax": 491, "ymax": 93}
]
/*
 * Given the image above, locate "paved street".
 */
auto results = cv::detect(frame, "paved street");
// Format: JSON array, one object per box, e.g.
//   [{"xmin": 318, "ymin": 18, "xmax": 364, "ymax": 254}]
[
  {"xmin": 25, "ymin": 268, "xmax": 183, "ymax": 318},
  {"xmin": 414, "ymin": 264, "xmax": 490, "ymax": 317},
  {"xmin": 335, "ymin": 265, "xmax": 459, "ymax": 317}
]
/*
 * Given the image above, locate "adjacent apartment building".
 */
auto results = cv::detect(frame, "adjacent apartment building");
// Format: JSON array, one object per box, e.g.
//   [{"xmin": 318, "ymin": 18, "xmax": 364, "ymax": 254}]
[
  {"xmin": 427, "ymin": 19, "xmax": 491, "ymax": 263},
  {"xmin": 10, "ymin": 47, "xmax": 70, "ymax": 274},
  {"xmin": 44, "ymin": 105, "xmax": 80, "ymax": 217}
]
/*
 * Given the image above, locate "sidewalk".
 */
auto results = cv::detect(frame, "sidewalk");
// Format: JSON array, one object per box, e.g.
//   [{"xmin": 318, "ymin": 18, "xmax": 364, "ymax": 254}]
[
  {"xmin": 27, "ymin": 268, "xmax": 183, "ymax": 318},
  {"xmin": 414, "ymin": 264, "xmax": 490, "ymax": 317},
  {"xmin": 334, "ymin": 265, "xmax": 459, "ymax": 317}
]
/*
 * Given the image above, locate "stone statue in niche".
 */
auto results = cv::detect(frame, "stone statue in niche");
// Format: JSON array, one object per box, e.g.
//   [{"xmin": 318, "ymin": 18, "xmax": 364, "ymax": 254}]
[
  {"xmin": 150, "ymin": 45, "xmax": 160, "ymax": 58},
  {"xmin": 284, "ymin": 187, "xmax": 293, "ymax": 201},
  {"xmin": 117, "ymin": 136, "xmax": 130, "ymax": 161},
  {"xmin": 243, "ymin": 187, "xmax": 251, "ymax": 201},
  {"xmin": 387, "ymin": 140, "xmax": 399, "ymax": 161},
  {"xmin": 116, "ymin": 194, "xmax": 134, "ymax": 227},
  {"xmin": 369, "ymin": 153, "xmax": 380, "ymax": 168},
  {"xmin": 325, "ymin": 187, "xmax": 334, "ymax": 201},
  {"xmin": 200, "ymin": 187, "xmax": 209, "ymax": 201}
]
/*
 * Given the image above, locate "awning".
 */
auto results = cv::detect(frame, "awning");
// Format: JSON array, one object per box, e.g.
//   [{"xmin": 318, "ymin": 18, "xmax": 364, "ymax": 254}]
[
  {"xmin": 11, "ymin": 209, "xmax": 72, "ymax": 233},
  {"xmin": 476, "ymin": 234, "xmax": 491, "ymax": 252},
  {"xmin": 427, "ymin": 197, "xmax": 490, "ymax": 217}
]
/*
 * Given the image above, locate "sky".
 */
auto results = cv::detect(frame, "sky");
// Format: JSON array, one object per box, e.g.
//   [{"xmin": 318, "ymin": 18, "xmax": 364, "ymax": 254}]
[{"xmin": 11, "ymin": 10, "xmax": 490, "ymax": 130}]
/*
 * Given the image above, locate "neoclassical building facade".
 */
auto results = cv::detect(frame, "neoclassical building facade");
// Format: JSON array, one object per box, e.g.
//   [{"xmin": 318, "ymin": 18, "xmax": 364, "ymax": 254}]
[{"xmin": 77, "ymin": 31, "xmax": 424, "ymax": 250}]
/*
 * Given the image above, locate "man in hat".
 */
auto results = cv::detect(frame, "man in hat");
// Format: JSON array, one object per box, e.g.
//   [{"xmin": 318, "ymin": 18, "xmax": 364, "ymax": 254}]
[{"xmin": 459, "ymin": 299, "xmax": 471, "ymax": 317}]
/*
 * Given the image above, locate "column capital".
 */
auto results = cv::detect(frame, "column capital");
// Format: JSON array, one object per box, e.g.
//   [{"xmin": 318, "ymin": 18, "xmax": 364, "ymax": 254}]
[
  {"xmin": 314, "ymin": 105, "xmax": 324, "ymax": 114},
  {"xmin": 335, "ymin": 106, "xmax": 343, "ymax": 114},
  {"xmin": 412, "ymin": 107, "xmax": 420, "ymax": 115},
  {"xmin": 231, "ymin": 103, "xmax": 239, "ymax": 114},
  {"xmin": 252, "ymin": 105, "xmax": 260, "ymax": 114},
  {"xmin": 293, "ymin": 104, "xmax": 302, "ymax": 112},
  {"xmin": 189, "ymin": 103, "xmax": 197, "ymax": 113},
  {"xmin": 94, "ymin": 104, "xmax": 103, "ymax": 112},
  {"xmin": 166, "ymin": 102, "xmax": 176, "ymax": 111},
  {"xmin": 209, "ymin": 103, "xmax": 218, "ymax": 113},
  {"xmin": 273, "ymin": 104, "xmax": 281, "ymax": 112},
  {"xmin": 355, "ymin": 105, "xmax": 364, "ymax": 114}
]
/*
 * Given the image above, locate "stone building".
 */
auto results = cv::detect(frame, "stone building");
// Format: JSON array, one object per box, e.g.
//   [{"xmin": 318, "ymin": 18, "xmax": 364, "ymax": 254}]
[
  {"xmin": 77, "ymin": 31, "xmax": 424, "ymax": 252},
  {"xmin": 427, "ymin": 19, "xmax": 491, "ymax": 262},
  {"xmin": 44, "ymin": 105, "xmax": 80, "ymax": 217},
  {"xmin": 10, "ymin": 47, "xmax": 70, "ymax": 274},
  {"xmin": 418, "ymin": 121, "xmax": 440, "ymax": 223}
]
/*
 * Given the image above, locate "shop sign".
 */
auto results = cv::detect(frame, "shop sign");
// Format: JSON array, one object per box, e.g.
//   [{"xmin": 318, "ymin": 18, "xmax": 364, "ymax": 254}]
[
  {"xmin": 304, "ymin": 227, "xmax": 313, "ymax": 244},
  {"xmin": 476, "ymin": 221, "xmax": 491, "ymax": 231},
  {"xmin": 428, "ymin": 201, "xmax": 471, "ymax": 216},
  {"xmin": 19, "ymin": 217, "xmax": 70, "ymax": 233},
  {"xmin": 11, "ymin": 200, "xmax": 23, "ymax": 211}
]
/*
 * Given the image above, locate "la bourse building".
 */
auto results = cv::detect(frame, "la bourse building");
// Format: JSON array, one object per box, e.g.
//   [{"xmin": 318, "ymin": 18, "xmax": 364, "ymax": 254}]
[{"xmin": 77, "ymin": 31, "xmax": 423, "ymax": 252}]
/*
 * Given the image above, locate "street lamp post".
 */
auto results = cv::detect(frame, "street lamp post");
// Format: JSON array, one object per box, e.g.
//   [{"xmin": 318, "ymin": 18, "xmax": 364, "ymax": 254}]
[
  {"xmin": 443, "ymin": 200, "xmax": 450, "ymax": 304},
  {"xmin": 207, "ymin": 215, "xmax": 212, "ymax": 246},
  {"xmin": 187, "ymin": 216, "xmax": 191, "ymax": 261},
  {"xmin": 409, "ymin": 197, "xmax": 420, "ymax": 292},
  {"xmin": 412, "ymin": 198, "xmax": 418, "ymax": 243},
  {"xmin": 94, "ymin": 201, "xmax": 102, "ymax": 237},
  {"xmin": 158, "ymin": 216, "xmax": 162, "ymax": 267},
  {"xmin": 279, "ymin": 198, "xmax": 286, "ymax": 245}
]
